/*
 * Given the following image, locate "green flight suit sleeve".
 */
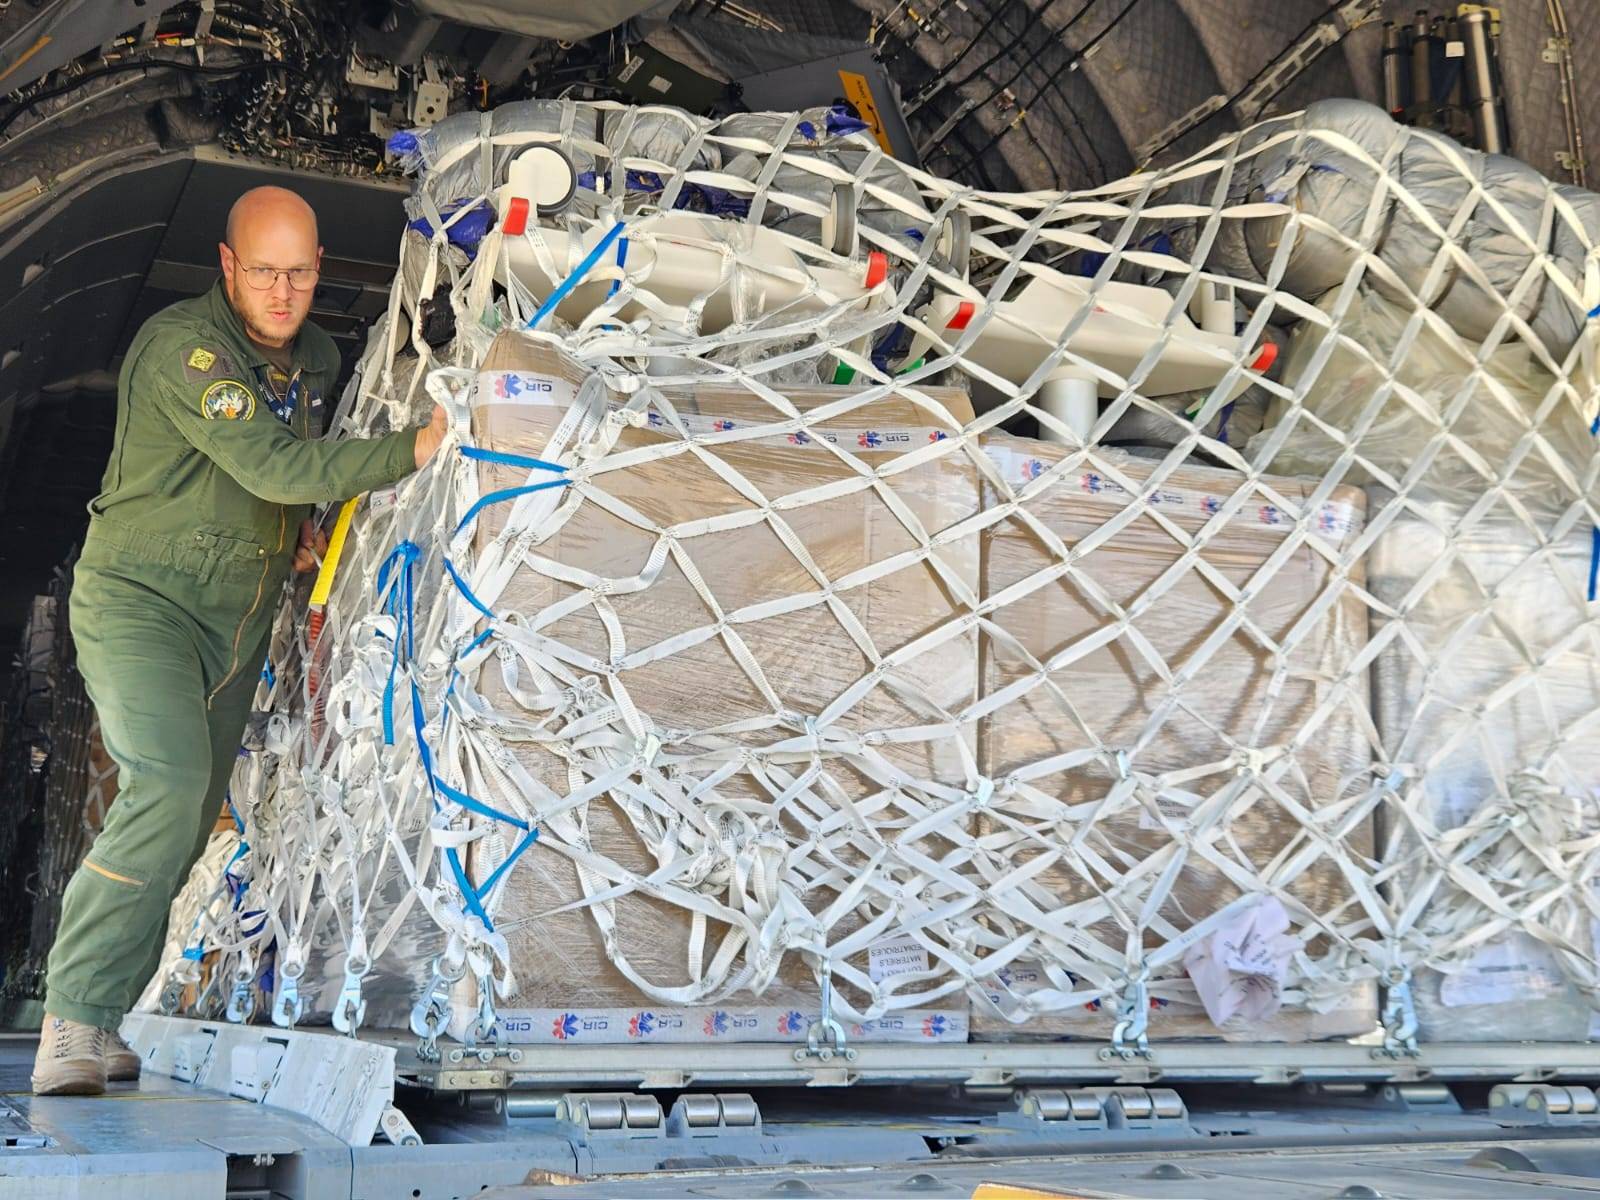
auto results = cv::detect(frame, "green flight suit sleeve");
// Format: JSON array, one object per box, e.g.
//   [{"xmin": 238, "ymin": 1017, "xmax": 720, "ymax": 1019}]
[{"xmin": 145, "ymin": 340, "xmax": 419, "ymax": 505}]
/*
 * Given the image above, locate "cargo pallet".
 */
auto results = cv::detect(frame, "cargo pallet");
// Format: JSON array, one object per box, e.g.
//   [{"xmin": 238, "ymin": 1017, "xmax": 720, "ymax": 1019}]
[{"xmin": 8, "ymin": 1015, "xmax": 1600, "ymax": 1197}]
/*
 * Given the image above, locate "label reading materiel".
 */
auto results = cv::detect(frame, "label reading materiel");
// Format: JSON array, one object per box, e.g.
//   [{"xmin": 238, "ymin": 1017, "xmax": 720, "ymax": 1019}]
[
  {"xmin": 869, "ymin": 935, "xmax": 930, "ymax": 982},
  {"xmin": 838, "ymin": 70, "xmax": 894, "ymax": 155}
]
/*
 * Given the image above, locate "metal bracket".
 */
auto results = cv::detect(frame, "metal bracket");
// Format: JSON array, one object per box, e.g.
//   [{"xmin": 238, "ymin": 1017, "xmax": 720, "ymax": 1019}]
[
  {"xmin": 1377, "ymin": 972, "xmax": 1420, "ymax": 1058},
  {"xmin": 332, "ymin": 969, "xmax": 367, "ymax": 1036},
  {"xmin": 795, "ymin": 967, "xmax": 857, "ymax": 1063},
  {"xmin": 271, "ymin": 970, "xmax": 304, "ymax": 1029},
  {"xmin": 1103, "ymin": 969, "xmax": 1153, "ymax": 1061},
  {"xmin": 444, "ymin": 1041, "xmax": 525, "ymax": 1067},
  {"xmin": 1544, "ymin": 37, "xmax": 1571, "ymax": 64},
  {"xmin": 1490, "ymin": 1083, "xmax": 1600, "ymax": 1126}
]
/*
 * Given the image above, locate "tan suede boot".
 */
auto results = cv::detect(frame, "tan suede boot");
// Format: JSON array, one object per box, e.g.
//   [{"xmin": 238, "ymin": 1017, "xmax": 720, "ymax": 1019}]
[
  {"xmin": 105, "ymin": 1029, "xmax": 141, "ymax": 1082},
  {"xmin": 31, "ymin": 1015, "xmax": 108, "ymax": 1096}
]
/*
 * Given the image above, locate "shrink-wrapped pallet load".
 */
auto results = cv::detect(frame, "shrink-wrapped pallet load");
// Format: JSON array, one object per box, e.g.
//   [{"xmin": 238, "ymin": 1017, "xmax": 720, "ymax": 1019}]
[
  {"xmin": 450, "ymin": 335, "xmax": 981, "ymax": 1042},
  {"xmin": 135, "ymin": 92, "xmax": 1600, "ymax": 1066},
  {"xmin": 972, "ymin": 435, "xmax": 1377, "ymax": 1041},
  {"xmin": 1369, "ymin": 513, "xmax": 1600, "ymax": 1042}
]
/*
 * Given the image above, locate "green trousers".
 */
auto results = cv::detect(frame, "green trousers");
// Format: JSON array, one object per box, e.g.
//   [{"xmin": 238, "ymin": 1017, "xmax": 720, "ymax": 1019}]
[{"xmin": 44, "ymin": 532, "xmax": 277, "ymax": 1030}]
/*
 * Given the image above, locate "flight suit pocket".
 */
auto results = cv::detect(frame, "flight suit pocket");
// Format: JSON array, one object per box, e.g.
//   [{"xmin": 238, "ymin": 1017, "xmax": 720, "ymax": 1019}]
[
  {"xmin": 83, "ymin": 858, "xmax": 149, "ymax": 890},
  {"xmin": 191, "ymin": 527, "xmax": 269, "ymax": 585}
]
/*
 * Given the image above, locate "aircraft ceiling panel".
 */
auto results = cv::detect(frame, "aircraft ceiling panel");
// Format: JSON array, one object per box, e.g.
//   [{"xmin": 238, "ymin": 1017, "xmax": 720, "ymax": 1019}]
[{"xmin": 157, "ymin": 156, "xmax": 410, "ymax": 275}]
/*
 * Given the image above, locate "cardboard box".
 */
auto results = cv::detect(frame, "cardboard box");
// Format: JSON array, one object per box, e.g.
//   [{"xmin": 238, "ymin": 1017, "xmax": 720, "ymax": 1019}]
[
  {"xmin": 459, "ymin": 333, "xmax": 981, "ymax": 1040},
  {"xmin": 972, "ymin": 435, "xmax": 1376, "ymax": 1041}
]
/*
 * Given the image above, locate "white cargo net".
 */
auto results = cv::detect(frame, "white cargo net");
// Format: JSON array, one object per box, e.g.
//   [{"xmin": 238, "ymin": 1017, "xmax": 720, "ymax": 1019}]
[{"xmin": 147, "ymin": 98, "xmax": 1600, "ymax": 1054}]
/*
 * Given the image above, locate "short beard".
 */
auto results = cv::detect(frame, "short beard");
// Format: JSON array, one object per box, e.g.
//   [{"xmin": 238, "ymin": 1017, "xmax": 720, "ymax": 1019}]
[{"xmin": 226, "ymin": 274, "xmax": 301, "ymax": 349}]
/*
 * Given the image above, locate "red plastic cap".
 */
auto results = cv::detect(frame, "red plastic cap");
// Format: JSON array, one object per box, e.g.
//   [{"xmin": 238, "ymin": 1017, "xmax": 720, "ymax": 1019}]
[
  {"xmin": 1248, "ymin": 341, "xmax": 1278, "ymax": 373},
  {"xmin": 502, "ymin": 196, "xmax": 530, "ymax": 237},
  {"xmin": 864, "ymin": 251, "xmax": 888, "ymax": 289},
  {"xmin": 947, "ymin": 300, "xmax": 976, "ymax": 331}
]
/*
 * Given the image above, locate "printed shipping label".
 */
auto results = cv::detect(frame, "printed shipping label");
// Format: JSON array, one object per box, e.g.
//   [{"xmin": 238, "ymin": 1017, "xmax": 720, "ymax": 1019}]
[
  {"xmin": 868, "ymin": 935, "xmax": 931, "ymax": 983},
  {"xmin": 1438, "ymin": 933, "xmax": 1567, "ymax": 1007},
  {"xmin": 1137, "ymin": 794, "xmax": 1200, "ymax": 831}
]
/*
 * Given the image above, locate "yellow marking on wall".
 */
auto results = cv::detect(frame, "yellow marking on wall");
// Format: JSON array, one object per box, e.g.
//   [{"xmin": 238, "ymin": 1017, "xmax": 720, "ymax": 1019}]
[
  {"xmin": 0, "ymin": 36, "xmax": 51, "ymax": 87},
  {"xmin": 838, "ymin": 70, "xmax": 895, "ymax": 156}
]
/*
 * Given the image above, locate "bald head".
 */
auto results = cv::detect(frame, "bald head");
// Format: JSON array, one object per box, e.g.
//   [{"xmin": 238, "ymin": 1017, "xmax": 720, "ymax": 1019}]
[
  {"xmin": 225, "ymin": 185, "xmax": 318, "ymax": 247},
  {"xmin": 219, "ymin": 185, "xmax": 323, "ymax": 349}
]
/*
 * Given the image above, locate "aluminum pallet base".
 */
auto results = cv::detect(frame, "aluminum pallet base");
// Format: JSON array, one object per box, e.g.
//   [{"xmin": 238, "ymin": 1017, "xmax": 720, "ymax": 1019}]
[
  {"xmin": 8, "ymin": 1023, "xmax": 1600, "ymax": 1198},
  {"xmin": 380, "ymin": 1031, "xmax": 1600, "ymax": 1092}
]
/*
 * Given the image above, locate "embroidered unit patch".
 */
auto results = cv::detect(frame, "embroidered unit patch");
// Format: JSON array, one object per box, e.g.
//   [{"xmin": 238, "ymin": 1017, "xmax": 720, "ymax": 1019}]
[{"xmin": 200, "ymin": 379, "xmax": 255, "ymax": 421}]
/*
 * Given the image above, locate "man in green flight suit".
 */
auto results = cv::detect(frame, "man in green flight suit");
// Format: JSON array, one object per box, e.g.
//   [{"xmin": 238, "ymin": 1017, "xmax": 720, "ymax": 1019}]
[{"xmin": 32, "ymin": 185, "xmax": 449, "ymax": 1095}]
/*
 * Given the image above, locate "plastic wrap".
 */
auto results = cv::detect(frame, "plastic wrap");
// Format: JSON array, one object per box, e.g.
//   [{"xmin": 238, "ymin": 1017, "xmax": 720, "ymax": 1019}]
[
  {"xmin": 454, "ymin": 334, "xmax": 980, "ymax": 1041},
  {"xmin": 1139, "ymin": 98, "xmax": 1600, "ymax": 361},
  {"xmin": 716, "ymin": 109, "xmax": 933, "ymax": 250},
  {"xmin": 1376, "ymin": 140, "xmax": 1549, "ymax": 344},
  {"xmin": 972, "ymin": 435, "xmax": 1376, "ymax": 1042},
  {"xmin": 391, "ymin": 100, "xmax": 602, "ymax": 217},
  {"xmin": 1369, "ymin": 510, "xmax": 1600, "ymax": 1042},
  {"xmin": 1246, "ymin": 286, "xmax": 1594, "ymax": 515}
]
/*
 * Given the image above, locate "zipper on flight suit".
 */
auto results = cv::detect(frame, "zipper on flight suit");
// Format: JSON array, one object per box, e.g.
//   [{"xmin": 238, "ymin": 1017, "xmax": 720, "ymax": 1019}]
[
  {"xmin": 207, "ymin": 366, "xmax": 301, "ymax": 709},
  {"xmin": 207, "ymin": 506, "xmax": 285, "ymax": 709}
]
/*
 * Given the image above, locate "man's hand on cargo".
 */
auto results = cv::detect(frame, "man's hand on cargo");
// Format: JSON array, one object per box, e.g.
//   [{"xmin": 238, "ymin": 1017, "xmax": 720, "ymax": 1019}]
[
  {"xmin": 292, "ymin": 518, "xmax": 328, "ymax": 574},
  {"xmin": 414, "ymin": 404, "xmax": 448, "ymax": 469}
]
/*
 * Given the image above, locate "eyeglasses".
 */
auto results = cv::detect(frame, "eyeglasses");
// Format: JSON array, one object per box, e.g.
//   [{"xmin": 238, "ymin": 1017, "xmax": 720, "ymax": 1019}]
[{"xmin": 227, "ymin": 245, "xmax": 320, "ymax": 291}]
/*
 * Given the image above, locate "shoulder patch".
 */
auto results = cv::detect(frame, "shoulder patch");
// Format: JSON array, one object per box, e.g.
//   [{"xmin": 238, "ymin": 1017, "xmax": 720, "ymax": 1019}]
[
  {"xmin": 182, "ymin": 346, "xmax": 239, "ymax": 383},
  {"xmin": 200, "ymin": 379, "xmax": 256, "ymax": 421}
]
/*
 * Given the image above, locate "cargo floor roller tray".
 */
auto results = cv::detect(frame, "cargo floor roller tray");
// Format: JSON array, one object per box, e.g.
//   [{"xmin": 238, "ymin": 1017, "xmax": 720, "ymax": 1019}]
[{"xmin": 9, "ymin": 1018, "xmax": 1600, "ymax": 1198}]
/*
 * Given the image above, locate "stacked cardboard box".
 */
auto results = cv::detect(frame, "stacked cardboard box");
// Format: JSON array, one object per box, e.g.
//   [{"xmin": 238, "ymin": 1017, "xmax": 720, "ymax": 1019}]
[
  {"xmin": 971, "ymin": 435, "xmax": 1377, "ymax": 1041},
  {"xmin": 458, "ymin": 335, "xmax": 981, "ymax": 1043}
]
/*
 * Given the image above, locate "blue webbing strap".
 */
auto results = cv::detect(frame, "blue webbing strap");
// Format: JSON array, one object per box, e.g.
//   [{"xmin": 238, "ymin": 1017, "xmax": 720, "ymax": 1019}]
[
  {"xmin": 474, "ymin": 829, "xmax": 540, "ymax": 900},
  {"xmin": 454, "ymin": 445, "xmax": 570, "ymax": 536},
  {"xmin": 460, "ymin": 446, "xmax": 565, "ymax": 472},
  {"xmin": 444, "ymin": 556, "xmax": 496, "ymax": 620},
  {"xmin": 526, "ymin": 220, "xmax": 626, "ymax": 330},
  {"xmin": 373, "ymin": 539, "xmax": 540, "ymax": 933},
  {"xmin": 1592, "ymin": 411, "xmax": 1600, "ymax": 603},
  {"xmin": 376, "ymin": 541, "xmax": 422, "ymax": 745},
  {"xmin": 434, "ymin": 774, "xmax": 529, "ymax": 830},
  {"xmin": 453, "ymin": 479, "xmax": 568, "ymax": 536}
]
